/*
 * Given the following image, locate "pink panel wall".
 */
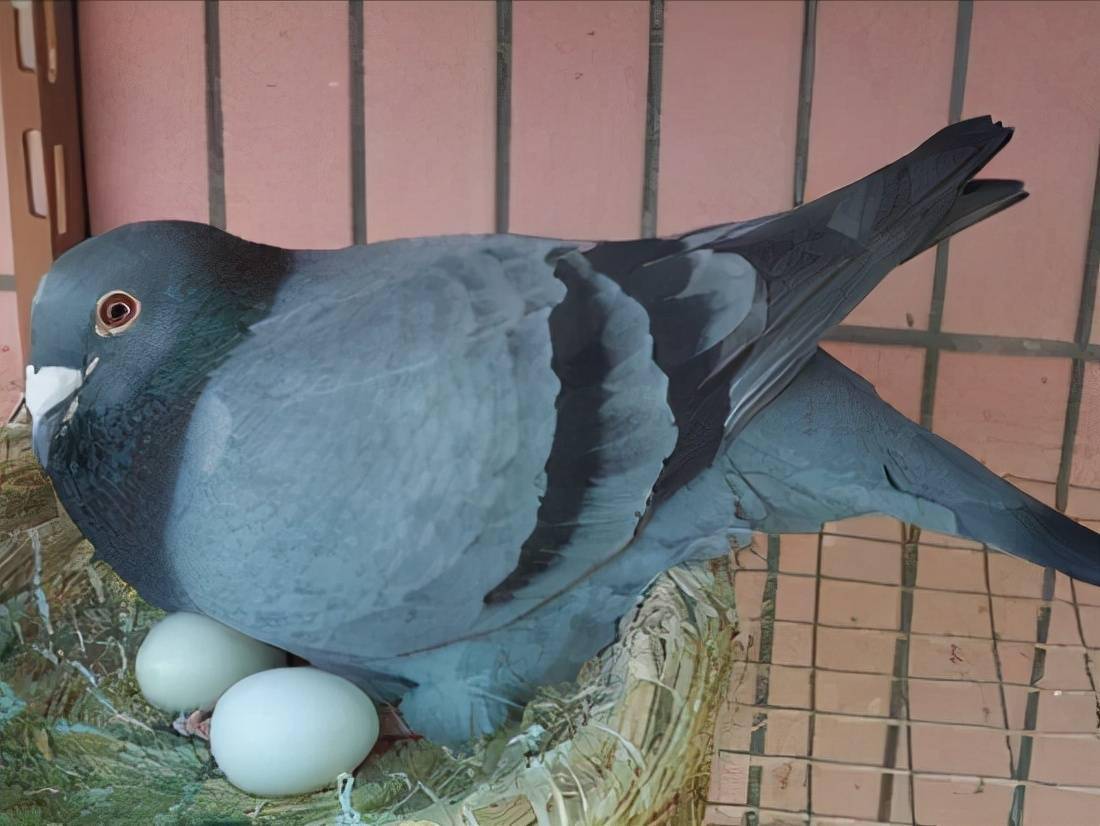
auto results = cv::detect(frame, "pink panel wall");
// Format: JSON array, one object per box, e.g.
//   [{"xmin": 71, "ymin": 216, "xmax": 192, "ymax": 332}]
[
  {"xmin": 221, "ymin": 0, "xmax": 350, "ymax": 249},
  {"xmin": 807, "ymin": 1, "xmax": 956, "ymax": 331},
  {"xmin": 509, "ymin": 0, "xmax": 649, "ymax": 239},
  {"xmin": 1071, "ymin": 363, "xmax": 1100, "ymax": 489},
  {"xmin": 656, "ymin": 0, "xmax": 802, "ymax": 234},
  {"xmin": 364, "ymin": 1, "xmax": 496, "ymax": 242},
  {"xmin": 78, "ymin": 0, "xmax": 207, "ymax": 232},
  {"xmin": 934, "ymin": 352, "xmax": 1071, "ymax": 481},
  {"xmin": 944, "ymin": 0, "xmax": 1100, "ymax": 340}
]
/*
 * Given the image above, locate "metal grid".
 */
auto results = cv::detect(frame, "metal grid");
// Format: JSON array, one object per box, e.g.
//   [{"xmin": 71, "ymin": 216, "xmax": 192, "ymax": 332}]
[
  {"xmin": 688, "ymin": 3, "xmax": 1100, "ymax": 819},
  {"xmin": 707, "ymin": 513, "xmax": 1100, "ymax": 825}
]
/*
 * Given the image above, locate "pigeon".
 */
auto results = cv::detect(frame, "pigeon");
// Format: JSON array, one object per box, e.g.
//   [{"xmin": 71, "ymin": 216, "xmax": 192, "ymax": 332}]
[{"xmin": 25, "ymin": 116, "xmax": 1097, "ymax": 745}]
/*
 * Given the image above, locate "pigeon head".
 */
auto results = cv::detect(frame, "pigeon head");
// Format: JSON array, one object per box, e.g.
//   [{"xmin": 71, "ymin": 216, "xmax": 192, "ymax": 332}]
[{"xmin": 26, "ymin": 220, "xmax": 291, "ymax": 516}]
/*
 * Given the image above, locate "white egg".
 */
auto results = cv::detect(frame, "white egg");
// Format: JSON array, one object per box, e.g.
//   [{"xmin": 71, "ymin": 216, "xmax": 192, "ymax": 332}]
[
  {"xmin": 210, "ymin": 667, "xmax": 379, "ymax": 797},
  {"xmin": 135, "ymin": 612, "xmax": 286, "ymax": 712}
]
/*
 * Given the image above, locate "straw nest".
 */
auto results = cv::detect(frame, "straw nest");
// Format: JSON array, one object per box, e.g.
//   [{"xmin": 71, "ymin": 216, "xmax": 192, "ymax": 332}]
[{"xmin": 0, "ymin": 418, "xmax": 738, "ymax": 825}]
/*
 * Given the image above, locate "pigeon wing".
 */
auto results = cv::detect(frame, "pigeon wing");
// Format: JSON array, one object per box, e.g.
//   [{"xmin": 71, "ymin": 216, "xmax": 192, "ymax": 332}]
[{"xmin": 164, "ymin": 235, "xmax": 571, "ymax": 658}]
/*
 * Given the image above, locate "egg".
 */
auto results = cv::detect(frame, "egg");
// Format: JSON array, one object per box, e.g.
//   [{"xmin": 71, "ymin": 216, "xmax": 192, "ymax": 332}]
[
  {"xmin": 135, "ymin": 612, "xmax": 286, "ymax": 712},
  {"xmin": 210, "ymin": 667, "xmax": 380, "ymax": 797}
]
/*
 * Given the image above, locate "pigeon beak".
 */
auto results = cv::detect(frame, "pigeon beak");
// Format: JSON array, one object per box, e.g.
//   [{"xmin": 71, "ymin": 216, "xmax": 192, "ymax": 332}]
[{"xmin": 25, "ymin": 364, "xmax": 83, "ymax": 467}]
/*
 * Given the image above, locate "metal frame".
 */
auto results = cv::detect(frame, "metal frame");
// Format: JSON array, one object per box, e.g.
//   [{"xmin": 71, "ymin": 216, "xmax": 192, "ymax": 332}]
[{"xmin": 702, "ymin": 1, "xmax": 1100, "ymax": 822}]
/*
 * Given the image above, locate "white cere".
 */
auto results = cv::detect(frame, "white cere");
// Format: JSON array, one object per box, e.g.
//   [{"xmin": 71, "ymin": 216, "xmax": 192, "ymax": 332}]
[{"xmin": 23, "ymin": 365, "xmax": 82, "ymax": 419}]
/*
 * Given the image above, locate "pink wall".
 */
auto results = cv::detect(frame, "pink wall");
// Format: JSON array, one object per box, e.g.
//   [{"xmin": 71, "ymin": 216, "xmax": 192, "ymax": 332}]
[
  {"xmin": 945, "ymin": 0, "xmax": 1100, "ymax": 342},
  {"xmin": 806, "ymin": 0, "xmax": 956, "ymax": 332},
  {"xmin": 221, "ymin": 0, "xmax": 351, "ymax": 248},
  {"xmin": 78, "ymin": 1, "xmax": 208, "ymax": 232},
  {"xmin": 657, "ymin": 0, "xmax": 802, "ymax": 233},
  {"xmin": 937, "ymin": 1, "xmax": 1100, "ymax": 487},
  {"xmin": 364, "ymin": 1, "xmax": 497, "ymax": 240},
  {"xmin": 509, "ymin": 0, "xmax": 650, "ymax": 239},
  {"xmin": 2, "ymin": 0, "xmax": 1098, "ymax": 494}
]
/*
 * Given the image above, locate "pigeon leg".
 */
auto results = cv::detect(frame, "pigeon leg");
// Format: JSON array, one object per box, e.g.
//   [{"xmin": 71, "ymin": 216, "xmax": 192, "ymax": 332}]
[
  {"xmin": 172, "ymin": 708, "xmax": 212, "ymax": 740},
  {"xmin": 367, "ymin": 703, "xmax": 422, "ymax": 757}
]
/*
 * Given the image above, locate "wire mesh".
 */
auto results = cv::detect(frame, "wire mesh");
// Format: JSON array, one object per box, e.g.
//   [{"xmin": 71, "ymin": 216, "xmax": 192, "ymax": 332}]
[{"xmin": 707, "ymin": 507, "xmax": 1100, "ymax": 825}]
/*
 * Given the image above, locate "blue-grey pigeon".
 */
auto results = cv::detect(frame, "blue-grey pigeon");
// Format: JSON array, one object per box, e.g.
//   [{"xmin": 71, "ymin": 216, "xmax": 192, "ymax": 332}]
[{"xmin": 25, "ymin": 116, "xmax": 1095, "ymax": 745}]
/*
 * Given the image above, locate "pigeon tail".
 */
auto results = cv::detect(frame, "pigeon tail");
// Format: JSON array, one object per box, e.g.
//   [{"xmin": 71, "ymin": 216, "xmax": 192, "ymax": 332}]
[
  {"xmin": 903, "ymin": 178, "xmax": 1028, "ymax": 262},
  {"xmin": 694, "ymin": 116, "xmax": 1023, "ymax": 445}
]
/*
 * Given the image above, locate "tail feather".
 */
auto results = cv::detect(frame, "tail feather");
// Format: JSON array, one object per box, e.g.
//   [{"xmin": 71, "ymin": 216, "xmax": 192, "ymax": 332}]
[
  {"xmin": 903, "ymin": 178, "xmax": 1028, "ymax": 263},
  {"xmin": 707, "ymin": 116, "xmax": 1024, "ymax": 441}
]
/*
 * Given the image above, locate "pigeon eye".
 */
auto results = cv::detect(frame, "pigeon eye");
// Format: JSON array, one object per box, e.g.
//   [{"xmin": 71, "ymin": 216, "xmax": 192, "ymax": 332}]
[{"xmin": 95, "ymin": 291, "xmax": 141, "ymax": 336}]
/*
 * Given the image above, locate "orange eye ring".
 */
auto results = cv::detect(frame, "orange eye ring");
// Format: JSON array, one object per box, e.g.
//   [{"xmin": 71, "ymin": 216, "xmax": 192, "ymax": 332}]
[{"xmin": 95, "ymin": 291, "xmax": 141, "ymax": 336}]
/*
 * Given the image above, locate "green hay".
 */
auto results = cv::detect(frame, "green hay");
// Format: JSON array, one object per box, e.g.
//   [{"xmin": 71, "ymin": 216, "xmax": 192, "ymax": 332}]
[{"xmin": 0, "ymin": 421, "xmax": 737, "ymax": 825}]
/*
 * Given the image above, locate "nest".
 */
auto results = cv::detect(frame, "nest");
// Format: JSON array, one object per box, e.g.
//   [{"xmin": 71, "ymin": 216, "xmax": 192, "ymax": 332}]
[{"xmin": 0, "ymin": 419, "xmax": 738, "ymax": 825}]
